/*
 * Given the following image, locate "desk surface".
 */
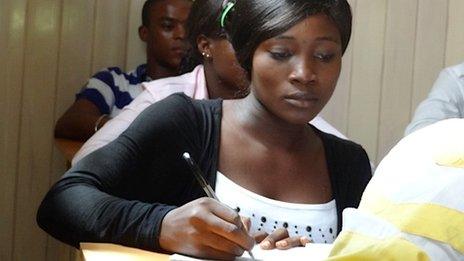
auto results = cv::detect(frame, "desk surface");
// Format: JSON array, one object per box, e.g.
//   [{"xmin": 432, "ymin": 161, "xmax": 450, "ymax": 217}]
[
  {"xmin": 81, "ymin": 243, "xmax": 169, "ymax": 261},
  {"xmin": 54, "ymin": 138, "xmax": 84, "ymax": 163}
]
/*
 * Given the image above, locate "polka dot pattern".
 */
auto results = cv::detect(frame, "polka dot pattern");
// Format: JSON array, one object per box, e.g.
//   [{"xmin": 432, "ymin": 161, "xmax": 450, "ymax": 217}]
[
  {"xmin": 215, "ymin": 172, "xmax": 338, "ymax": 244},
  {"xmin": 240, "ymin": 210, "xmax": 337, "ymax": 244}
]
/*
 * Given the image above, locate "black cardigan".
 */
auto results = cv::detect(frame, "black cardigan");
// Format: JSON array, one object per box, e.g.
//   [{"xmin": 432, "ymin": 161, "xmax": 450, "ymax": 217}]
[{"xmin": 37, "ymin": 93, "xmax": 371, "ymax": 251}]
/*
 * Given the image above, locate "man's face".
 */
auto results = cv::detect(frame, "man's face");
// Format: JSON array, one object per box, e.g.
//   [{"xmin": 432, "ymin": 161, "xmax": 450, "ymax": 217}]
[{"xmin": 140, "ymin": 0, "xmax": 191, "ymax": 71}]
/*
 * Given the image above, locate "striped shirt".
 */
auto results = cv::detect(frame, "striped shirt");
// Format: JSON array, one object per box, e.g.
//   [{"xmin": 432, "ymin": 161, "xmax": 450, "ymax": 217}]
[{"xmin": 76, "ymin": 64, "xmax": 151, "ymax": 117}]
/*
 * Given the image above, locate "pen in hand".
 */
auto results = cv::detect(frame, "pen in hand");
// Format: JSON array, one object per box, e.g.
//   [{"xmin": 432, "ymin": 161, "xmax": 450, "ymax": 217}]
[
  {"xmin": 182, "ymin": 152, "xmax": 256, "ymax": 260},
  {"xmin": 182, "ymin": 152, "xmax": 216, "ymax": 199}
]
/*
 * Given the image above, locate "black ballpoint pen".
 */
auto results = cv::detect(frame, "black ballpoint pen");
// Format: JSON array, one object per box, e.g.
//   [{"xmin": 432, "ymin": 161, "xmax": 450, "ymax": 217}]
[{"xmin": 182, "ymin": 152, "xmax": 256, "ymax": 260}]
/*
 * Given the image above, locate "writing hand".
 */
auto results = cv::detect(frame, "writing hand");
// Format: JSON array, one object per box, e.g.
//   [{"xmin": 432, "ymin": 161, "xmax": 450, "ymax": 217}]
[{"xmin": 159, "ymin": 198, "xmax": 255, "ymax": 260}]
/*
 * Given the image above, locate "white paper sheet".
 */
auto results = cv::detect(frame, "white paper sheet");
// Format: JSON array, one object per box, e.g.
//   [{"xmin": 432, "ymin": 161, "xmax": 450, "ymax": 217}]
[{"xmin": 170, "ymin": 243, "xmax": 332, "ymax": 261}]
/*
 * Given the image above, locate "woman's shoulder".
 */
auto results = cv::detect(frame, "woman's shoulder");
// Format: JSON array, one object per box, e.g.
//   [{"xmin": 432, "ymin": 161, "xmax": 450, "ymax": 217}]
[
  {"xmin": 122, "ymin": 93, "xmax": 223, "ymax": 151},
  {"xmin": 316, "ymin": 129, "xmax": 371, "ymax": 175},
  {"xmin": 317, "ymin": 129, "xmax": 366, "ymax": 156},
  {"xmin": 132, "ymin": 94, "xmax": 223, "ymax": 136},
  {"xmin": 316, "ymin": 130, "xmax": 372, "ymax": 204},
  {"xmin": 143, "ymin": 93, "xmax": 222, "ymax": 114}
]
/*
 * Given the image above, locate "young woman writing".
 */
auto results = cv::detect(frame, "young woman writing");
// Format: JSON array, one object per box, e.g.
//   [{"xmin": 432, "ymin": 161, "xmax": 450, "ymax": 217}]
[{"xmin": 37, "ymin": 0, "xmax": 371, "ymax": 259}]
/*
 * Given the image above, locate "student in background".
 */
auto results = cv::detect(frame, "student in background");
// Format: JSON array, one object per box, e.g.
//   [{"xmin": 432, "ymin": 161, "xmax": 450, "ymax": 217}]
[
  {"xmin": 37, "ymin": 0, "xmax": 371, "ymax": 259},
  {"xmin": 405, "ymin": 61, "xmax": 464, "ymax": 136},
  {"xmin": 71, "ymin": 0, "xmax": 348, "ymax": 165},
  {"xmin": 54, "ymin": 0, "xmax": 192, "ymax": 141}
]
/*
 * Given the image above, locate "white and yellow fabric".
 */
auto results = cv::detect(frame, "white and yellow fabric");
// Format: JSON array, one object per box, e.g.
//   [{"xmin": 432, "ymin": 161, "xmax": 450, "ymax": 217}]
[{"xmin": 328, "ymin": 119, "xmax": 464, "ymax": 260}]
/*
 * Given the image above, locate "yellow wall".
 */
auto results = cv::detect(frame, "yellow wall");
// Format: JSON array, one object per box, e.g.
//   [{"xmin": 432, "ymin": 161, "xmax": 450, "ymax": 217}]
[{"xmin": 0, "ymin": 0, "xmax": 463, "ymax": 260}]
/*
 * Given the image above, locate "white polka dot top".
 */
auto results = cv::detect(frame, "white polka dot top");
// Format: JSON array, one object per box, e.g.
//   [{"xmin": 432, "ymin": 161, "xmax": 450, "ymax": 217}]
[{"xmin": 215, "ymin": 172, "xmax": 338, "ymax": 244}]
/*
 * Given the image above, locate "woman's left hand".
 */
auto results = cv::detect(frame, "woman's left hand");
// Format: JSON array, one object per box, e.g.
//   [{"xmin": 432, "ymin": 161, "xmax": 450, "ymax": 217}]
[{"xmin": 254, "ymin": 228, "xmax": 311, "ymax": 250}]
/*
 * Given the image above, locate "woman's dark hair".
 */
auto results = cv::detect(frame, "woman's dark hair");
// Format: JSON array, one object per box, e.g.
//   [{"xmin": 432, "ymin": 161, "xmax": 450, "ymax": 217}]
[
  {"xmin": 180, "ymin": 0, "xmax": 227, "ymax": 73},
  {"xmin": 224, "ymin": 0, "xmax": 352, "ymax": 75}
]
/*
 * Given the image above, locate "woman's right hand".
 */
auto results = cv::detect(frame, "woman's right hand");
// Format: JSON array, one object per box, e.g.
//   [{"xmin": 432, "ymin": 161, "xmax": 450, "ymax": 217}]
[{"xmin": 159, "ymin": 198, "xmax": 255, "ymax": 260}]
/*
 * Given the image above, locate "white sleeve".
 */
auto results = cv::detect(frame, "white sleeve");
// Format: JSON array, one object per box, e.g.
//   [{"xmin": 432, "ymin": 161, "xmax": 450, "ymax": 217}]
[
  {"xmin": 71, "ymin": 90, "xmax": 155, "ymax": 165},
  {"xmin": 405, "ymin": 68, "xmax": 464, "ymax": 136}
]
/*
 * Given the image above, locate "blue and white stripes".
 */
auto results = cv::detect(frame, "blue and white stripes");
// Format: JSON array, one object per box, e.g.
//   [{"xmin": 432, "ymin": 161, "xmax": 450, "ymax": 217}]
[{"xmin": 76, "ymin": 64, "xmax": 150, "ymax": 117}]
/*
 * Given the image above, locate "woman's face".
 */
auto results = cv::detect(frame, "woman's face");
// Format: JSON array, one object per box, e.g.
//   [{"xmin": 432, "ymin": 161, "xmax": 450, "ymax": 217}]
[
  {"xmin": 208, "ymin": 38, "xmax": 250, "ymax": 98},
  {"xmin": 251, "ymin": 13, "xmax": 342, "ymax": 124}
]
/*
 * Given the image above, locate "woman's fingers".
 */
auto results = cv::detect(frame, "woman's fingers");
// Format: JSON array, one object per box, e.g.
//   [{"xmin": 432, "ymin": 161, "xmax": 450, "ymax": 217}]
[
  {"xmin": 253, "ymin": 231, "xmax": 268, "ymax": 244},
  {"xmin": 205, "ymin": 211, "xmax": 255, "ymax": 251},
  {"xmin": 201, "ymin": 230, "xmax": 246, "ymax": 256},
  {"xmin": 258, "ymin": 228, "xmax": 312, "ymax": 250},
  {"xmin": 194, "ymin": 198, "xmax": 254, "ymax": 251},
  {"xmin": 275, "ymin": 236, "xmax": 311, "ymax": 250},
  {"xmin": 160, "ymin": 198, "xmax": 253, "ymax": 259},
  {"xmin": 300, "ymin": 236, "xmax": 311, "ymax": 245},
  {"xmin": 241, "ymin": 216, "xmax": 251, "ymax": 232},
  {"xmin": 259, "ymin": 228, "xmax": 289, "ymax": 249}
]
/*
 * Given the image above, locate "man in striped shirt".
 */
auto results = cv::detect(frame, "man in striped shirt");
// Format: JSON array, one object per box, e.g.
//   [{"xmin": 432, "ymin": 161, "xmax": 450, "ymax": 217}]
[{"xmin": 55, "ymin": 0, "xmax": 192, "ymax": 141}]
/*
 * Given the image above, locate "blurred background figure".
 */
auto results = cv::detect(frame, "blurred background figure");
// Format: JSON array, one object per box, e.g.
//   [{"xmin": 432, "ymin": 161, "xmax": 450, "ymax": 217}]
[
  {"xmin": 54, "ymin": 0, "xmax": 192, "ymax": 141},
  {"xmin": 405, "ymin": 62, "xmax": 464, "ymax": 136}
]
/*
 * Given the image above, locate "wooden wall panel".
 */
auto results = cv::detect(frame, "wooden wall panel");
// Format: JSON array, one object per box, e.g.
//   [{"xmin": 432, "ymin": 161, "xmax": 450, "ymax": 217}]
[
  {"xmin": 321, "ymin": 0, "xmax": 357, "ymax": 135},
  {"xmin": 53, "ymin": 0, "xmax": 95, "ymax": 121},
  {"xmin": 46, "ymin": 1, "xmax": 96, "ymax": 260},
  {"xmin": 346, "ymin": 0, "xmax": 387, "ymax": 163},
  {"xmin": 376, "ymin": 0, "xmax": 418, "ymax": 161},
  {"xmin": 91, "ymin": 0, "xmax": 130, "ymax": 72},
  {"xmin": 13, "ymin": 0, "xmax": 62, "ymax": 260},
  {"xmin": 322, "ymin": 42, "xmax": 352, "ymax": 135},
  {"xmin": 125, "ymin": 0, "xmax": 146, "ymax": 71},
  {"xmin": 0, "ymin": 1, "xmax": 27, "ymax": 260},
  {"xmin": 410, "ymin": 0, "xmax": 448, "ymax": 120},
  {"xmin": 445, "ymin": 0, "xmax": 464, "ymax": 66}
]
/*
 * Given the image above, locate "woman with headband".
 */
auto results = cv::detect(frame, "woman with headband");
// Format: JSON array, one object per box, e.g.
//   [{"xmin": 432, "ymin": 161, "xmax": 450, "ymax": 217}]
[
  {"xmin": 37, "ymin": 0, "xmax": 371, "ymax": 259},
  {"xmin": 71, "ymin": 0, "xmax": 347, "ymax": 164}
]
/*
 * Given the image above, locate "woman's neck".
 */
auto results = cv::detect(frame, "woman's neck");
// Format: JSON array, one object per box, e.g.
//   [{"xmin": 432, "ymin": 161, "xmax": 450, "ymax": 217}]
[
  {"xmin": 203, "ymin": 63, "xmax": 239, "ymax": 99},
  {"xmin": 225, "ymin": 92, "xmax": 318, "ymax": 150}
]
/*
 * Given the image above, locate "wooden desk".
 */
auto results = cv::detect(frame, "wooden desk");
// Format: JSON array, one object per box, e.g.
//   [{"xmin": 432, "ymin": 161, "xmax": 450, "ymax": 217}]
[
  {"xmin": 55, "ymin": 138, "xmax": 84, "ymax": 163},
  {"xmin": 80, "ymin": 243, "xmax": 169, "ymax": 261}
]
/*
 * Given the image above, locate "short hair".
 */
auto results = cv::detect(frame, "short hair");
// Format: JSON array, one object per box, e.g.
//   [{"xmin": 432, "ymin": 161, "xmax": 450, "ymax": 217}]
[
  {"xmin": 224, "ymin": 0, "xmax": 352, "ymax": 74},
  {"xmin": 141, "ymin": 0, "xmax": 159, "ymax": 27},
  {"xmin": 180, "ymin": 0, "xmax": 227, "ymax": 73},
  {"xmin": 142, "ymin": 0, "xmax": 193, "ymax": 27}
]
